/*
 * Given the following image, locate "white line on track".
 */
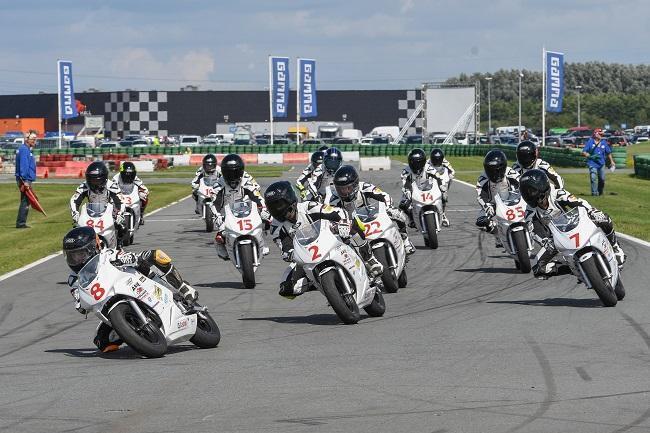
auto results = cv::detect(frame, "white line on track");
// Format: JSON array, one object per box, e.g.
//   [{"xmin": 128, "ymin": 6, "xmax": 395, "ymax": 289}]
[{"xmin": 147, "ymin": 218, "xmax": 200, "ymax": 222}]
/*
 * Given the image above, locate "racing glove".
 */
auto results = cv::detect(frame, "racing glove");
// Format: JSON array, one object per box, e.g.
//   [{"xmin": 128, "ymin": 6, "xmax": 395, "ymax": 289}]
[
  {"xmin": 336, "ymin": 222, "xmax": 351, "ymax": 239},
  {"xmin": 260, "ymin": 208, "xmax": 271, "ymax": 222},
  {"xmin": 70, "ymin": 288, "xmax": 87, "ymax": 315},
  {"xmin": 282, "ymin": 249, "xmax": 294, "ymax": 263},
  {"xmin": 484, "ymin": 205, "xmax": 496, "ymax": 218},
  {"xmin": 71, "ymin": 210, "xmax": 80, "ymax": 224}
]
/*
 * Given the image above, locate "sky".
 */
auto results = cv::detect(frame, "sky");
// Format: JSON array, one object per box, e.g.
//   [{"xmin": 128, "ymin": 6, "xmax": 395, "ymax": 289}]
[{"xmin": 1, "ymin": 0, "xmax": 649, "ymax": 94}]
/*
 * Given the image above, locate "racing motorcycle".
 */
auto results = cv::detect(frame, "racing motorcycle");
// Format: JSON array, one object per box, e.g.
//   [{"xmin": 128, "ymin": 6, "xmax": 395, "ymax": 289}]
[
  {"xmin": 292, "ymin": 219, "xmax": 386, "ymax": 324},
  {"xmin": 197, "ymin": 174, "xmax": 219, "ymax": 232},
  {"xmin": 119, "ymin": 183, "xmax": 141, "ymax": 246},
  {"xmin": 71, "ymin": 249, "xmax": 220, "ymax": 357},
  {"xmin": 77, "ymin": 202, "xmax": 118, "ymax": 249},
  {"xmin": 411, "ymin": 179, "xmax": 443, "ymax": 249},
  {"xmin": 548, "ymin": 206, "xmax": 625, "ymax": 307},
  {"xmin": 493, "ymin": 190, "xmax": 534, "ymax": 273},
  {"xmin": 218, "ymin": 200, "xmax": 267, "ymax": 289},
  {"xmin": 355, "ymin": 202, "xmax": 407, "ymax": 293}
]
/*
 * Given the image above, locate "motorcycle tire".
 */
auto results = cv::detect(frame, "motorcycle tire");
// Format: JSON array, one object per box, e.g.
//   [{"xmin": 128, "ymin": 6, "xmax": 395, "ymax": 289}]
[
  {"xmin": 582, "ymin": 256, "xmax": 617, "ymax": 307},
  {"xmin": 614, "ymin": 276, "xmax": 626, "ymax": 301},
  {"xmin": 129, "ymin": 233, "xmax": 135, "ymax": 245},
  {"xmin": 321, "ymin": 270, "xmax": 360, "ymax": 324},
  {"xmin": 205, "ymin": 205, "xmax": 214, "ymax": 233},
  {"xmin": 238, "ymin": 243, "xmax": 256, "ymax": 289},
  {"xmin": 512, "ymin": 230, "xmax": 531, "ymax": 274},
  {"xmin": 363, "ymin": 289, "xmax": 386, "ymax": 317},
  {"xmin": 374, "ymin": 246, "xmax": 399, "ymax": 293},
  {"xmin": 122, "ymin": 234, "xmax": 131, "ymax": 247},
  {"xmin": 190, "ymin": 311, "xmax": 221, "ymax": 348},
  {"xmin": 398, "ymin": 269, "xmax": 408, "ymax": 288},
  {"xmin": 109, "ymin": 303, "xmax": 167, "ymax": 358},
  {"xmin": 423, "ymin": 213, "xmax": 438, "ymax": 249}
]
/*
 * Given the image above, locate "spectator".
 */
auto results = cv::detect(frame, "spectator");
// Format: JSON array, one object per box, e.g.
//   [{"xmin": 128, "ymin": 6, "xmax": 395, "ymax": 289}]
[
  {"xmin": 15, "ymin": 131, "xmax": 37, "ymax": 228},
  {"xmin": 582, "ymin": 128, "xmax": 615, "ymax": 196}
]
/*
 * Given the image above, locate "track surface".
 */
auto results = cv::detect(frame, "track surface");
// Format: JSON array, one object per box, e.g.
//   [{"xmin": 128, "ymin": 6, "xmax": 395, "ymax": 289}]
[{"xmin": 1, "ymin": 165, "xmax": 650, "ymax": 433}]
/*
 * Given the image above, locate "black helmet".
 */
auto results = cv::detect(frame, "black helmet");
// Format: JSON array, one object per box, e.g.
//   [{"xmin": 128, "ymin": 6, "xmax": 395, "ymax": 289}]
[
  {"xmin": 317, "ymin": 145, "xmax": 329, "ymax": 152},
  {"xmin": 264, "ymin": 181, "xmax": 298, "ymax": 223},
  {"xmin": 221, "ymin": 154, "xmax": 244, "ymax": 189},
  {"xmin": 520, "ymin": 169, "xmax": 551, "ymax": 208},
  {"xmin": 407, "ymin": 148, "xmax": 427, "ymax": 174},
  {"xmin": 516, "ymin": 140, "xmax": 537, "ymax": 169},
  {"xmin": 62, "ymin": 226, "xmax": 101, "ymax": 273},
  {"xmin": 119, "ymin": 161, "xmax": 137, "ymax": 184},
  {"xmin": 202, "ymin": 154, "xmax": 217, "ymax": 175},
  {"xmin": 323, "ymin": 147, "xmax": 343, "ymax": 174},
  {"xmin": 430, "ymin": 148, "xmax": 444, "ymax": 167},
  {"xmin": 333, "ymin": 165, "xmax": 359, "ymax": 203},
  {"xmin": 85, "ymin": 161, "xmax": 108, "ymax": 193},
  {"xmin": 311, "ymin": 150, "xmax": 325, "ymax": 166},
  {"xmin": 483, "ymin": 149, "xmax": 507, "ymax": 183}
]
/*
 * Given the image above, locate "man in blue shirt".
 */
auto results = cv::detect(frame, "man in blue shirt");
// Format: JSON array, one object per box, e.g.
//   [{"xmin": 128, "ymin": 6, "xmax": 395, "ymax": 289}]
[
  {"xmin": 582, "ymin": 128, "xmax": 615, "ymax": 196},
  {"xmin": 14, "ymin": 131, "xmax": 37, "ymax": 228}
]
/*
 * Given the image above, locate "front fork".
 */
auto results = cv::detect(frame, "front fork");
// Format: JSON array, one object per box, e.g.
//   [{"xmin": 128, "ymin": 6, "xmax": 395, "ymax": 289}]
[{"xmin": 233, "ymin": 239, "xmax": 260, "ymax": 269}]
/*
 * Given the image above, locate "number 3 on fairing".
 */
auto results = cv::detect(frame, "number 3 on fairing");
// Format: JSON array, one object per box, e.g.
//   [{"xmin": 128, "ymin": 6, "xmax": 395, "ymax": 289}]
[{"xmin": 307, "ymin": 245, "xmax": 322, "ymax": 260}]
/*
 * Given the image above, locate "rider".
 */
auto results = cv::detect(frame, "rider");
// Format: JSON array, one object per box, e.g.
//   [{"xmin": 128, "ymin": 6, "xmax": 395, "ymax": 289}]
[
  {"xmin": 306, "ymin": 147, "xmax": 343, "ymax": 202},
  {"xmin": 296, "ymin": 145, "xmax": 328, "ymax": 199},
  {"xmin": 112, "ymin": 161, "xmax": 150, "ymax": 225},
  {"xmin": 212, "ymin": 154, "xmax": 271, "ymax": 260},
  {"xmin": 427, "ymin": 148, "xmax": 455, "ymax": 227},
  {"xmin": 191, "ymin": 154, "xmax": 220, "ymax": 214},
  {"xmin": 328, "ymin": 165, "xmax": 415, "ymax": 255},
  {"xmin": 70, "ymin": 161, "xmax": 126, "ymax": 243},
  {"xmin": 62, "ymin": 226, "xmax": 198, "ymax": 352},
  {"xmin": 399, "ymin": 148, "xmax": 434, "ymax": 227},
  {"xmin": 264, "ymin": 181, "xmax": 383, "ymax": 299},
  {"xmin": 475, "ymin": 149, "xmax": 521, "ymax": 236},
  {"xmin": 512, "ymin": 141, "xmax": 564, "ymax": 189},
  {"xmin": 519, "ymin": 169, "xmax": 626, "ymax": 279}
]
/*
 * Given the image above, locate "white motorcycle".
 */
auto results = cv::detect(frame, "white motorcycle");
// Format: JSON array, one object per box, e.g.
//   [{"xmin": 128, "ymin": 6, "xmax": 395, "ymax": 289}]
[
  {"xmin": 355, "ymin": 202, "xmax": 407, "ymax": 293},
  {"xmin": 77, "ymin": 202, "xmax": 117, "ymax": 249},
  {"xmin": 548, "ymin": 206, "xmax": 625, "ymax": 307},
  {"xmin": 119, "ymin": 183, "xmax": 141, "ymax": 246},
  {"xmin": 411, "ymin": 179, "xmax": 443, "ymax": 249},
  {"xmin": 71, "ymin": 250, "xmax": 220, "ymax": 357},
  {"xmin": 293, "ymin": 219, "xmax": 386, "ymax": 324},
  {"xmin": 197, "ymin": 174, "xmax": 219, "ymax": 232},
  {"xmin": 219, "ymin": 200, "xmax": 267, "ymax": 289},
  {"xmin": 494, "ymin": 190, "xmax": 534, "ymax": 273}
]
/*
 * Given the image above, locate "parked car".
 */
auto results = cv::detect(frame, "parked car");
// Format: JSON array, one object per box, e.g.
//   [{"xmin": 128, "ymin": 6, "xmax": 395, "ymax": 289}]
[
  {"xmin": 100, "ymin": 141, "xmax": 119, "ymax": 148},
  {"xmin": 605, "ymin": 135, "xmax": 628, "ymax": 147},
  {"xmin": 203, "ymin": 134, "xmax": 220, "ymax": 144},
  {"xmin": 332, "ymin": 137, "xmax": 358, "ymax": 145},
  {"xmin": 69, "ymin": 140, "xmax": 87, "ymax": 148},
  {"xmin": 545, "ymin": 136, "xmax": 564, "ymax": 147},
  {"xmin": 302, "ymin": 139, "xmax": 323, "ymax": 145},
  {"xmin": 255, "ymin": 138, "xmax": 270, "ymax": 145},
  {"xmin": 405, "ymin": 135, "xmax": 423, "ymax": 144},
  {"xmin": 179, "ymin": 135, "xmax": 202, "ymax": 146}
]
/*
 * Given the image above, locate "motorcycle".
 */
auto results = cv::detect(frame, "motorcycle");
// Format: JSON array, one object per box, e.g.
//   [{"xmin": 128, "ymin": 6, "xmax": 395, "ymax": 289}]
[
  {"xmin": 71, "ymin": 250, "xmax": 220, "ymax": 357},
  {"xmin": 411, "ymin": 179, "xmax": 443, "ymax": 249},
  {"xmin": 119, "ymin": 183, "xmax": 141, "ymax": 246},
  {"xmin": 219, "ymin": 200, "xmax": 267, "ymax": 289},
  {"xmin": 355, "ymin": 202, "xmax": 407, "ymax": 293},
  {"xmin": 493, "ymin": 190, "xmax": 534, "ymax": 273},
  {"xmin": 547, "ymin": 206, "xmax": 625, "ymax": 307},
  {"xmin": 292, "ymin": 219, "xmax": 386, "ymax": 324},
  {"xmin": 77, "ymin": 202, "xmax": 117, "ymax": 249},
  {"xmin": 197, "ymin": 174, "xmax": 219, "ymax": 232}
]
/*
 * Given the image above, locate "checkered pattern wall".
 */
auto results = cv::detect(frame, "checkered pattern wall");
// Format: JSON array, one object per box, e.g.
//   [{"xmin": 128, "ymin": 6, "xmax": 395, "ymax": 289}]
[
  {"xmin": 104, "ymin": 91, "xmax": 168, "ymax": 139},
  {"xmin": 397, "ymin": 89, "xmax": 423, "ymax": 136}
]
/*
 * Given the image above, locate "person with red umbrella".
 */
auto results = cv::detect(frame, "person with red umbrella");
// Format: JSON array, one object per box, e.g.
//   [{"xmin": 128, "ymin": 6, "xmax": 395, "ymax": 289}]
[{"xmin": 15, "ymin": 131, "xmax": 38, "ymax": 228}]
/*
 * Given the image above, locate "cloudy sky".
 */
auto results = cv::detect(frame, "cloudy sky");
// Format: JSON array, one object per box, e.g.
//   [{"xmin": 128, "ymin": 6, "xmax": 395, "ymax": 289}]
[{"xmin": 1, "ymin": 0, "xmax": 649, "ymax": 94}]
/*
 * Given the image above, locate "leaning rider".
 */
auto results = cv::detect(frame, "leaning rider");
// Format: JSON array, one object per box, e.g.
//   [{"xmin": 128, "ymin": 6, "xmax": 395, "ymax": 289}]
[
  {"xmin": 296, "ymin": 145, "xmax": 328, "ymax": 198},
  {"xmin": 305, "ymin": 147, "xmax": 343, "ymax": 202}
]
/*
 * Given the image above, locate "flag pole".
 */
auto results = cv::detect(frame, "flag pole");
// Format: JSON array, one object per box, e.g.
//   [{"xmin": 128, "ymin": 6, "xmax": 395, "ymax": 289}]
[
  {"xmin": 542, "ymin": 47, "xmax": 546, "ymax": 147},
  {"xmin": 296, "ymin": 58, "xmax": 301, "ymax": 146},
  {"xmin": 57, "ymin": 60, "xmax": 62, "ymax": 149},
  {"xmin": 268, "ymin": 56, "xmax": 274, "ymax": 146}
]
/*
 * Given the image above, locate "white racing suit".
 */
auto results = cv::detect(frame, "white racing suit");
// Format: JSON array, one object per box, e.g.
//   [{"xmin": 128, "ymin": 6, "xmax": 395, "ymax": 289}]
[
  {"xmin": 474, "ymin": 168, "xmax": 521, "ymax": 235},
  {"xmin": 512, "ymin": 158, "xmax": 565, "ymax": 189},
  {"xmin": 426, "ymin": 160, "xmax": 455, "ymax": 224},
  {"xmin": 70, "ymin": 180, "xmax": 127, "ymax": 244},
  {"xmin": 270, "ymin": 202, "xmax": 383, "ymax": 298},
  {"xmin": 68, "ymin": 249, "xmax": 198, "ymax": 352},
  {"xmin": 295, "ymin": 162, "xmax": 320, "ymax": 199},
  {"xmin": 399, "ymin": 165, "xmax": 441, "ymax": 226},
  {"xmin": 112, "ymin": 173, "xmax": 150, "ymax": 223},
  {"xmin": 305, "ymin": 164, "xmax": 336, "ymax": 202},
  {"xmin": 191, "ymin": 166, "xmax": 222, "ymax": 211},
  {"xmin": 326, "ymin": 181, "xmax": 415, "ymax": 254}
]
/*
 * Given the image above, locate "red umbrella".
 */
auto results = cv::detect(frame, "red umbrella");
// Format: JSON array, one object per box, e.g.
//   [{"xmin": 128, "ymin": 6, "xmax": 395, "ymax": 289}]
[{"xmin": 20, "ymin": 182, "xmax": 47, "ymax": 216}]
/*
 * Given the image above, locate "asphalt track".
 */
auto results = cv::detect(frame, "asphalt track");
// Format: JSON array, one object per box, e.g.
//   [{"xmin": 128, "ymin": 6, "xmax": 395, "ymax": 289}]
[{"xmin": 1, "ymin": 165, "xmax": 649, "ymax": 433}]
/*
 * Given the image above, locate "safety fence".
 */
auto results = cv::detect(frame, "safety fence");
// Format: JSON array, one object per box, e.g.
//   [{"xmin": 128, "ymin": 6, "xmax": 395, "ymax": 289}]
[{"xmin": 633, "ymin": 154, "xmax": 650, "ymax": 179}]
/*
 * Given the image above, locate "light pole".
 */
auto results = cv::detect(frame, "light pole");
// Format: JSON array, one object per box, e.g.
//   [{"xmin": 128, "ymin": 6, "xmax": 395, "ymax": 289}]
[
  {"xmin": 518, "ymin": 71, "xmax": 523, "ymax": 139},
  {"xmin": 575, "ymin": 85, "xmax": 582, "ymax": 127},
  {"xmin": 485, "ymin": 76, "xmax": 492, "ymax": 135}
]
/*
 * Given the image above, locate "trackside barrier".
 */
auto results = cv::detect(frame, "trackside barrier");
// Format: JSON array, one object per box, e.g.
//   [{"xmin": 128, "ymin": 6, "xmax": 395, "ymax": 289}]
[
  {"xmin": 342, "ymin": 151, "xmax": 360, "ymax": 162},
  {"xmin": 359, "ymin": 157, "xmax": 391, "ymax": 171},
  {"xmin": 171, "ymin": 155, "xmax": 190, "ymax": 166},
  {"xmin": 281, "ymin": 153, "xmax": 310, "ymax": 164},
  {"xmin": 131, "ymin": 160, "xmax": 155, "ymax": 172},
  {"xmin": 258, "ymin": 154, "xmax": 284, "ymax": 165},
  {"xmin": 634, "ymin": 154, "xmax": 650, "ymax": 179}
]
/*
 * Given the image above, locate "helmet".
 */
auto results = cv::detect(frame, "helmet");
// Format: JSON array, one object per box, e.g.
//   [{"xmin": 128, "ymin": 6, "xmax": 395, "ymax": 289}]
[
  {"xmin": 323, "ymin": 147, "xmax": 343, "ymax": 174},
  {"xmin": 520, "ymin": 169, "xmax": 551, "ymax": 208},
  {"xmin": 516, "ymin": 140, "xmax": 537, "ymax": 169},
  {"xmin": 202, "ymin": 154, "xmax": 217, "ymax": 175},
  {"xmin": 407, "ymin": 148, "xmax": 427, "ymax": 174},
  {"xmin": 221, "ymin": 154, "xmax": 244, "ymax": 189},
  {"xmin": 483, "ymin": 149, "xmax": 507, "ymax": 183},
  {"xmin": 430, "ymin": 148, "xmax": 444, "ymax": 167},
  {"xmin": 264, "ymin": 181, "xmax": 298, "ymax": 223},
  {"xmin": 310, "ymin": 150, "xmax": 325, "ymax": 166},
  {"xmin": 62, "ymin": 226, "xmax": 101, "ymax": 273},
  {"xmin": 317, "ymin": 145, "xmax": 329, "ymax": 152},
  {"xmin": 119, "ymin": 161, "xmax": 137, "ymax": 184},
  {"xmin": 85, "ymin": 161, "xmax": 109, "ymax": 193},
  {"xmin": 333, "ymin": 165, "xmax": 359, "ymax": 203}
]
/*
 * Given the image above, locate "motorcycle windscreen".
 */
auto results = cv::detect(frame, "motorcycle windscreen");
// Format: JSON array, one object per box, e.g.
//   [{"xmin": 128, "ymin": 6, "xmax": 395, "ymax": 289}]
[
  {"xmin": 120, "ymin": 183, "xmax": 135, "ymax": 194},
  {"xmin": 355, "ymin": 204, "xmax": 379, "ymax": 223},
  {"xmin": 550, "ymin": 207, "xmax": 581, "ymax": 233},
  {"xmin": 498, "ymin": 190, "xmax": 523, "ymax": 207},
  {"xmin": 295, "ymin": 220, "xmax": 322, "ymax": 246},
  {"xmin": 231, "ymin": 201, "xmax": 252, "ymax": 218},
  {"xmin": 76, "ymin": 255, "xmax": 101, "ymax": 288},
  {"xmin": 204, "ymin": 174, "xmax": 220, "ymax": 187},
  {"xmin": 87, "ymin": 202, "xmax": 107, "ymax": 218}
]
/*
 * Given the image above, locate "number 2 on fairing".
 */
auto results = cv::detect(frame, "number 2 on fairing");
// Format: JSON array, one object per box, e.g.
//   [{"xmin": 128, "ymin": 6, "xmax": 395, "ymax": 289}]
[
  {"xmin": 307, "ymin": 245, "xmax": 322, "ymax": 260},
  {"xmin": 364, "ymin": 221, "xmax": 381, "ymax": 237}
]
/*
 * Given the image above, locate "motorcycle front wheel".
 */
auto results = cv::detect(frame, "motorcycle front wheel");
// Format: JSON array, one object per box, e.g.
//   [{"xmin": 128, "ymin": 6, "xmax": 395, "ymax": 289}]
[
  {"xmin": 109, "ymin": 303, "xmax": 167, "ymax": 357},
  {"xmin": 190, "ymin": 311, "xmax": 221, "ymax": 348},
  {"xmin": 363, "ymin": 290, "xmax": 386, "ymax": 317},
  {"xmin": 238, "ymin": 243, "xmax": 256, "ymax": 289},
  {"xmin": 511, "ymin": 230, "xmax": 532, "ymax": 273},
  {"xmin": 423, "ymin": 213, "xmax": 438, "ymax": 249},
  {"xmin": 205, "ymin": 205, "xmax": 214, "ymax": 232},
  {"xmin": 321, "ymin": 270, "xmax": 360, "ymax": 324},
  {"xmin": 373, "ymin": 246, "xmax": 398, "ymax": 293},
  {"xmin": 582, "ymin": 256, "xmax": 617, "ymax": 307}
]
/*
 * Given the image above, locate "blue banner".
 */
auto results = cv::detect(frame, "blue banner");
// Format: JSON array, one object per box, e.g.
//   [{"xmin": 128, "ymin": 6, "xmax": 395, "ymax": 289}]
[
  {"xmin": 270, "ymin": 57, "xmax": 289, "ymax": 118},
  {"xmin": 299, "ymin": 59, "xmax": 317, "ymax": 118},
  {"xmin": 58, "ymin": 60, "xmax": 78, "ymax": 119},
  {"xmin": 545, "ymin": 51, "xmax": 564, "ymax": 113}
]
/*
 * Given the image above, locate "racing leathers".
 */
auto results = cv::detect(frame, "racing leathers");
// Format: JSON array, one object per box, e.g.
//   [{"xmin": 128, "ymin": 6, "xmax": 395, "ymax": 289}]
[
  {"xmin": 305, "ymin": 164, "xmax": 335, "ymax": 202},
  {"xmin": 68, "ymin": 249, "xmax": 198, "ymax": 352},
  {"xmin": 512, "ymin": 158, "xmax": 564, "ymax": 189},
  {"xmin": 475, "ymin": 168, "xmax": 520, "ymax": 234},
  {"xmin": 326, "ymin": 181, "xmax": 415, "ymax": 255},
  {"xmin": 526, "ymin": 187, "xmax": 626, "ymax": 278},
  {"xmin": 112, "ymin": 173, "xmax": 150, "ymax": 224},
  {"xmin": 70, "ymin": 180, "xmax": 126, "ymax": 242},
  {"xmin": 426, "ymin": 159, "xmax": 455, "ymax": 225},
  {"xmin": 270, "ymin": 202, "xmax": 383, "ymax": 298},
  {"xmin": 191, "ymin": 166, "xmax": 222, "ymax": 212},
  {"xmin": 296, "ymin": 162, "xmax": 320, "ymax": 199}
]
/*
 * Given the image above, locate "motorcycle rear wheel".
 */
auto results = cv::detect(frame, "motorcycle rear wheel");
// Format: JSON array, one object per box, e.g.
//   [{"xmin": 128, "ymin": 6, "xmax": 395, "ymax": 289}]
[
  {"xmin": 321, "ymin": 270, "xmax": 360, "ymax": 324},
  {"xmin": 512, "ymin": 230, "xmax": 531, "ymax": 273},
  {"xmin": 190, "ymin": 311, "xmax": 221, "ymax": 348},
  {"xmin": 374, "ymin": 246, "xmax": 398, "ymax": 293},
  {"xmin": 615, "ymin": 276, "xmax": 626, "ymax": 301},
  {"xmin": 363, "ymin": 290, "xmax": 386, "ymax": 317},
  {"xmin": 238, "ymin": 243, "xmax": 256, "ymax": 289},
  {"xmin": 423, "ymin": 213, "xmax": 438, "ymax": 249},
  {"xmin": 398, "ymin": 269, "xmax": 408, "ymax": 288},
  {"xmin": 582, "ymin": 256, "xmax": 617, "ymax": 307},
  {"xmin": 109, "ymin": 303, "xmax": 167, "ymax": 357}
]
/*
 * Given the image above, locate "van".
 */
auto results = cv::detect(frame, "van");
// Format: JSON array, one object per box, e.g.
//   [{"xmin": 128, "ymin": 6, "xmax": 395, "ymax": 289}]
[
  {"xmin": 180, "ymin": 135, "xmax": 202, "ymax": 146},
  {"xmin": 368, "ymin": 126, "xmax": 400, "ymax": 142}
]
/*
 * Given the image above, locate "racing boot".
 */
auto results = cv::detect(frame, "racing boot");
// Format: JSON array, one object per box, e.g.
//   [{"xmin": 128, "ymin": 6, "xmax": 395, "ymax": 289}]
[
  {"xmin": 278, "ymin": 277, "xmax": 315, "ymax": 299},
  {"xmin": 606, "ymin": 230, "xmax": 626, "ymax": 267},
  {"xmin": 400, "ymin": 232, "xmax": 415, "ymax": 255},
  {"xmin": 93, "ymin": 323, "xmax": 123, "ymax": 353},
  {"xmin": 214, "ymin": 232, "xmax": 229, "ymax": 260},
  {"xmin": 156, "ymin": 258, "xmax": 199, "ymax": 302},
  {"xmin": 358, "ymin": 241, "xmax": 383, "ymax": 278},
  {"xmin": 178, "ymin": 282, "xmax": 198, "ymax": 303},
  {"xmin": 532, "ymin": 243, "xmax": 558, "ymax": 280}
]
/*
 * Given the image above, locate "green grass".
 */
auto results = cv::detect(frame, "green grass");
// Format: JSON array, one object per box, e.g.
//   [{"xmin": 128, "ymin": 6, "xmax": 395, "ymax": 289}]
[
  {"xmin": 0, "ymin": 183, "xmax": 190, "ymax": 275},
  {"xmin": 625, "ymin": 142, "xmax": 650, "ymax": 165},
  {"xmin": 138, "ymin": 165, "xmax": 289, "ymax": 179}
]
